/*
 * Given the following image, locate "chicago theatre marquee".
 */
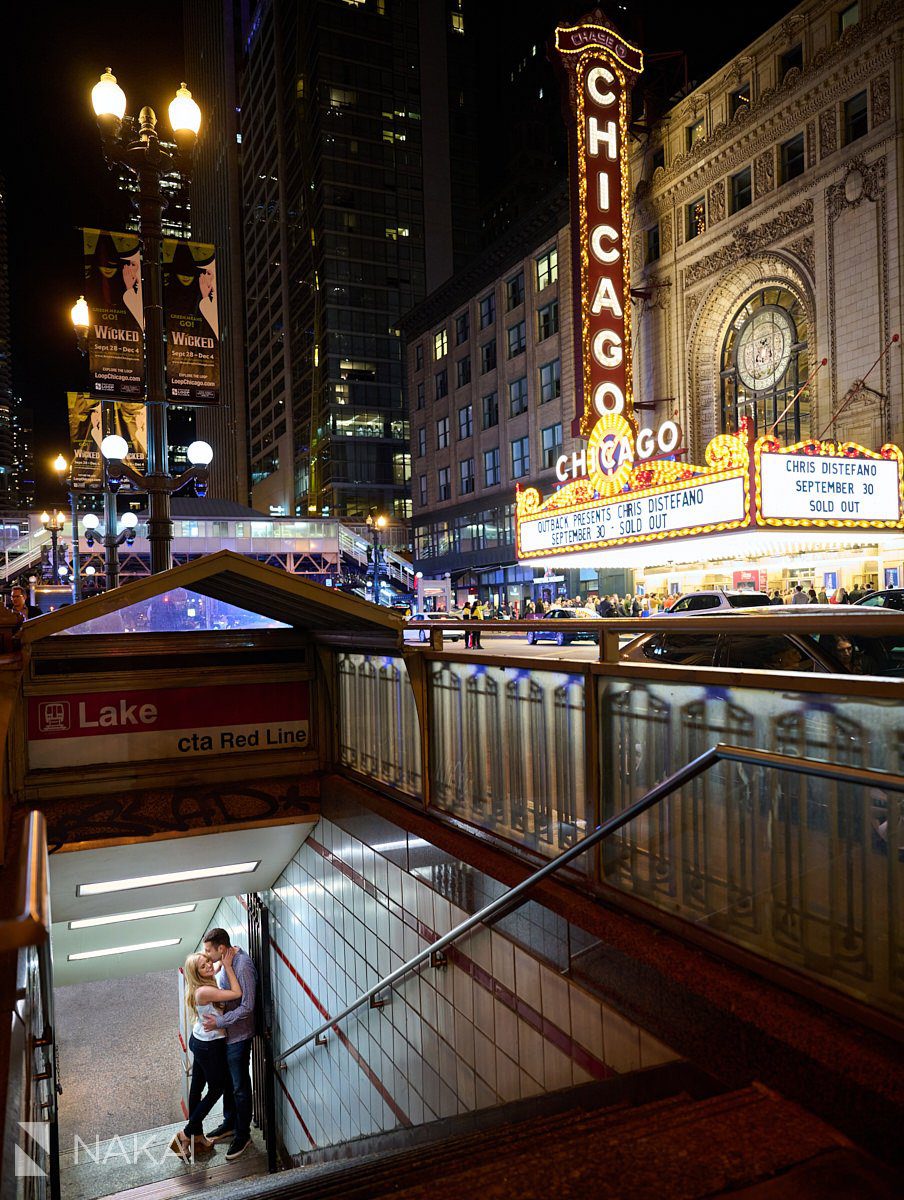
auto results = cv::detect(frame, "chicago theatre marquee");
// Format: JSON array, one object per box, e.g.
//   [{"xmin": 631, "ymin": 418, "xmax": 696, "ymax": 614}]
[{"xmin": 517, "ymin": 4, "xmax": 904, "ymax": 596}]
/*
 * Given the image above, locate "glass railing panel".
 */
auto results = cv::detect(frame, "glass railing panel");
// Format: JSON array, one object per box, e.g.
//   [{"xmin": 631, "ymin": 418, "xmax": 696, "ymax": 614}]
[
  {"xmin": 599, "ymin": 674, "xmax": 904, "ymax": 1019},
  {"xmin": 337, "ymin": 653, "xmax": 422, "ymax": 796},
  {"xmin": 429, "ymin": 661, "xmax": 590, "ymax": 866}
]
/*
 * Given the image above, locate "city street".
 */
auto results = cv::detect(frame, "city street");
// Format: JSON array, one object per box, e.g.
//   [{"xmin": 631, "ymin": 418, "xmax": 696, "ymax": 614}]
[{"xmin": 405, "ymin": 630, "xmax": 606, "ymax": 661}]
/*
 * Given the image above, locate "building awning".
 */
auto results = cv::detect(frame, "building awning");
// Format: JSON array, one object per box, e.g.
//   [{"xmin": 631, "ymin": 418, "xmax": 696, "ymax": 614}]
[{"xmin": 520, "ymin": 529, "xmax": 904, "ymax": 572}]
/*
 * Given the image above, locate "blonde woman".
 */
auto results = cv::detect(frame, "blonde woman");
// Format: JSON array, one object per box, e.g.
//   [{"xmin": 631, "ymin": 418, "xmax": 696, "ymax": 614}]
[{"xmin": 171, "ymin": 947, "xmax": 242, "ymax": 1162}]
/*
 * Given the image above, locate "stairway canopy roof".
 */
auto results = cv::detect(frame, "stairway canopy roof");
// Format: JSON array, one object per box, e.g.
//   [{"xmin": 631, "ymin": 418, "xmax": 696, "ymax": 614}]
[{"xmin": 17, "ymin": 550, "xmax": 404, "ymax": 643}]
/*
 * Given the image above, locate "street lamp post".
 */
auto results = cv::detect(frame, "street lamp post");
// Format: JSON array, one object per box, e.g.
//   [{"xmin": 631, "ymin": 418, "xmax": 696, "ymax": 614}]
[
  {"xmin": 82, "ymin": 506, "xmax": 138, "ymax": 592},
  {"xmin": 366, "ymin": 512, "xmax": 388, "ymax": 605},
  {"xmin": 53, "ymin": 454, "xmax": 81, "ymax": 601},
  {"xmin": 84, "ymin": 70, "xmax": 203, "ymax": 574},
  {"xmin": 39, "ymin": 510, "xmax": 66, "ymax": 581}
]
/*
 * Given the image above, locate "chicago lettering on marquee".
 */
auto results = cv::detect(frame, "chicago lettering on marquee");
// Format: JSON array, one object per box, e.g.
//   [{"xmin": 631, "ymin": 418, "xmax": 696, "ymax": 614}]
[{"xmin": 553, "ymin": 18, "xmax": 643, "ymax": 439}]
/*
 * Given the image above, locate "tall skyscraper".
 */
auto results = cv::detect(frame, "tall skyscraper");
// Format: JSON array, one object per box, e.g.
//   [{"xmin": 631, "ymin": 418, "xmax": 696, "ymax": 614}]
[
  {"xmin": 234, "ymin": 0, "xmax": 480, "ymax": 518},
  {"xmin": 114, "ymin": 147, "xmax": 192, "ymax": 240},
  {"xmin": 0, "ymin": 177, "xmax": 13, "ymax": 506},
  {"xmin": 184, "ymin": 0, "xmax": 251, "ymax": 504},
  {"xmin": 0, "ymin": 176, "xmax": 33, "ymax": 512}
]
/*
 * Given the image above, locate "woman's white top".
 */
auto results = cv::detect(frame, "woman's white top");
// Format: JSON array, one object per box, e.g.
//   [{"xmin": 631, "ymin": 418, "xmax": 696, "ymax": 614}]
[{"xmin": 192, "ymin": 999, "xmax": 226, "ymax": 1041}]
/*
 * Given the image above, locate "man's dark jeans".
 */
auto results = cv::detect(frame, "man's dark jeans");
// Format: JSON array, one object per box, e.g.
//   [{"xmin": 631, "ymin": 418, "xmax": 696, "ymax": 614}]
[
  {"xmin": 185, "ymin": 1035, "xmax": 230, "ymax": 1136},
  {"xmin": 222, "ymin": 1038, "xmax": 253, "ymax": 1141}
]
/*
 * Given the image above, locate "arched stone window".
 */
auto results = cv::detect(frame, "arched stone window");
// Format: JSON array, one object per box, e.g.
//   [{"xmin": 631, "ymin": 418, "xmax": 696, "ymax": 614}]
[{"xmin": 719, "ymin": 287, "xmax": 809, "ymax": 442}]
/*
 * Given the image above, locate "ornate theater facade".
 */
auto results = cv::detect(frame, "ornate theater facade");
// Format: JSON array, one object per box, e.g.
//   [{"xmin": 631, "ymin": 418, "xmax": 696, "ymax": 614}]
[{"xmin": 516, "ymin": 0, "xmax": 904, "ymax": 599}]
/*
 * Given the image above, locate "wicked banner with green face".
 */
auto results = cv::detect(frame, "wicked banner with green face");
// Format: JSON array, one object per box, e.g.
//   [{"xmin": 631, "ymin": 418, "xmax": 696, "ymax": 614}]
[
  {"xmin": 67, "ymin": 393, "xmax": 148, "ymax": 491},
  {"xmin": 163, "ymin": 239, "xmax": 220, "ymax": 404},
  {"xmin": 82, "ymin": 229, "xmax": 145, "ymax": 397}
]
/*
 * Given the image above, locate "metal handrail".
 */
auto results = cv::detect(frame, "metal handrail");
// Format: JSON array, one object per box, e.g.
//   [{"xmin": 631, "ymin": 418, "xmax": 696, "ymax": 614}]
[{"xmin": 275, "ymin": 744, "xmax": 904, "ymax": 1065}]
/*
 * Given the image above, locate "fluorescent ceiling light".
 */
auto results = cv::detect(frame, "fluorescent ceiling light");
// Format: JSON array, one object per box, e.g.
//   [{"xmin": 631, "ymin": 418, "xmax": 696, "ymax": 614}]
[
  {"xmin": 77, "ymin": 861, "xmax": 259, "ymax": 897},
  {"xmin": 68, "ymin": 938, "xmax": 181, "ymax": 961},
  {"xmin": 69, "ymin": 903, "xmax": 197, "ymax": 930}
]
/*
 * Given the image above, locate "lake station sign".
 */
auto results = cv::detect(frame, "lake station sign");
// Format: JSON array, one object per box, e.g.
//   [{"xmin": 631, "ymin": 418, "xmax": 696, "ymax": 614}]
[{"xmin": 27, "ymin": 679, "xmax": 310, "ymax": 770}]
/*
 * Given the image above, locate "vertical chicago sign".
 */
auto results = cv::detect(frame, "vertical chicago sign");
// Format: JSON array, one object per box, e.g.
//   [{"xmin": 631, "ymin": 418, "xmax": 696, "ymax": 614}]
[{"xmin": 553, "ymin": 18, "xmax": 643, "ymax": 443}]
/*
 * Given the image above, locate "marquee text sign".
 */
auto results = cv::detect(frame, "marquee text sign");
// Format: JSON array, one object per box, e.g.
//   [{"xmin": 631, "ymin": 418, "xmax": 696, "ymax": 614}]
[
  {"xmin": 517, "ymin": 427, "xmax": 904, "ymax": 560},
  {"xmin": 27, "ymin": 680, "xmax": 310, "ymax": 770},
  {"xmin": 519, "ymin": 474, "xmax": 747, "ymax": 556},
  {"xmin": 755, "ymin": 441, "xmax": 904, "ymax": 528},
  {"xmin": 553, "ymin": 19, "xmax": 642, "ymax": 439}
]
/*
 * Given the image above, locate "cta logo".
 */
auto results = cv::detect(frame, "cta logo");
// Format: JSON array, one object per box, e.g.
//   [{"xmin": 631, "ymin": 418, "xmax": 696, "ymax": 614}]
[{"xmin": 38, "ymin": 701, "xmax": 70, "ymax": 734}]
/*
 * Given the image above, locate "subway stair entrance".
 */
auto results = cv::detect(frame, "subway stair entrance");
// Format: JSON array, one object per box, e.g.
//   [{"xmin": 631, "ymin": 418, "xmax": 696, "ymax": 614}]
[
  {"xmin": 8, "ymin": 789, "xmax": 903, "ymax": 1199},
  {"xmin": 79, "ymin": 1068, "xmax": 897, "ymax": 1200}
]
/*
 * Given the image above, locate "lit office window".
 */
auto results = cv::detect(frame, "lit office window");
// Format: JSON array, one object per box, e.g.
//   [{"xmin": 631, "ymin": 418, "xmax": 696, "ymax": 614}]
[
  {"xmin": 511, "ymin": 436, "xmax": 530, "ymax": 479},
  {"xmin": 484, "ymin": 447, "xmax": 500, "ymax": 487},
  {"xmin": 539, "ymin": 359, "xmax": 561, "ymax": 403},
  {"xmin": 459, "ymin": 458, "xmax": 475, "ymax": 495},
  {"xmin": 509, "ymin": 377, "xmax": 528, "ymax": 417},
  {"xmin": 541, "ymin": 423, "xmax": 563, "ymax": 469},
  {"xmin": 537, "ymin": 301, "xmax": 559, "ymax": 341},
  {"xmin": 536, "ymin": 246, "xmax": 558, "ymax": 290},
  {"xmin": 507, "ymin": 321, "xmax": 526, "ymax": 358},
  {"xmin": 687, "ymin": 196, "xmax": 706, "ymax": 240}
]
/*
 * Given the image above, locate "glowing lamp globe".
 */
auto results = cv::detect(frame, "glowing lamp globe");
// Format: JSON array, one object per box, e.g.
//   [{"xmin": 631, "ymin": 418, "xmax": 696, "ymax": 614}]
[
  {"xmin": 57, "ymin": 565, "xmax": 69, "ymax": 578},
  {"xmin": 187, "ymin": 440, "xmax": 214, "ymax": 466},
  {"xmin": 53, "ymin": 454, "xmax": 68, "ymax": 473},
  {"xmin": 92, "ymin": 69, "xmax": 126, "ymax": 120},
  {"xmin": 85, "ymin": 566, "xmax": 97, "ymax": 577},
  {"xmin": 82, "ymin": 514, "xmax": 100, "ymax": 531},
  {"xmin": 169, "ymin": 83, "xmax": 201, "ymax": 136},
  {"xmin": 101, "ymin": 434, "xmax": 129, "ymax": 461},
  {"xmin": 70, "ymin": 296, "xmax": 89, "ymax": 330},
  {"xmin": 119, "ymin": 511, "xmax": 139, "ymax": 530}
]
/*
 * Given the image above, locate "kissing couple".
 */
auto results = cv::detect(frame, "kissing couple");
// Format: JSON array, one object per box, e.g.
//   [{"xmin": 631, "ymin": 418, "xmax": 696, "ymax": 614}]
[{"xmin": 171, "ymin": 928, "xmax": 258, "ymax": 1164}]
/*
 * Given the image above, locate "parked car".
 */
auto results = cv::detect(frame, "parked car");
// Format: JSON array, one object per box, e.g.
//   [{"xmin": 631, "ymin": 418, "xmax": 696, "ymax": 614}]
[
  {"xmin": 525, "ymin": 606, "xmax": 601, "ymax": 646},
  {"xmin": 620, "ymin": 605, "xmax": 904, "ymax": 676},
  {"xmin": 405, "ymin": 611, "xmax": 466, "ymax": 642},
  {"xmin": 664, "ymin": 589, "xmax": 772, "ymax": 613},
  {"xmin": 854, "ymin": 588, "xmax": 904, "ymax": 612}
]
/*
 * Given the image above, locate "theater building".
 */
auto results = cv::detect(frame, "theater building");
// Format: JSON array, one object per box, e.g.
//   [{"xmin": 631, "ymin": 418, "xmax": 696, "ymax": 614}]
[{"xmin": 405, "ymin": 0, "xmax": 904, "ymax": 605}]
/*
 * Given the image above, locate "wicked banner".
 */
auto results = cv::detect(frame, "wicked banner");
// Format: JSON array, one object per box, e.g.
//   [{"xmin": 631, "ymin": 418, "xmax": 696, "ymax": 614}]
[
  {"xmin": 67, "ymin": 393, "xmax": 148, "ymax": 491},
  {"xmin": 163, "ymin": 239, "xmax": 220, "ymax": 405},
  {"xmin": 82, "ymin": 229, "xmax": 145, "ymax": 397}
]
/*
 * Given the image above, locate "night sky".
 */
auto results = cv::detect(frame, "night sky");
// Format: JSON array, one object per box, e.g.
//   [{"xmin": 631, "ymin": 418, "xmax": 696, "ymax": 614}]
[{"xmin": 6, "ymin": 1, "xmax": 795, "ymax": 503}]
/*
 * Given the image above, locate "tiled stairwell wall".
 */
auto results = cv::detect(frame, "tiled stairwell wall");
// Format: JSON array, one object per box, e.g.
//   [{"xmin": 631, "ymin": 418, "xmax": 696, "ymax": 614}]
[{"xmin": 233, "ymin": 804, "xmax": 680, "ymax": 1159}]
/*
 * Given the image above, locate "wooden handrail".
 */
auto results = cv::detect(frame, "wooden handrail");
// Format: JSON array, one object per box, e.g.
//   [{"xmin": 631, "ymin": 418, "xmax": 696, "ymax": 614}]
[{"xmin": 0, "ymin": 811, "xmax": 50, "ymax": 950}]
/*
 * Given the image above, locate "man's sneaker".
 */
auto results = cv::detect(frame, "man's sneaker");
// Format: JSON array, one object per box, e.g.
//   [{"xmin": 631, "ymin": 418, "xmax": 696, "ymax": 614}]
[
  {"xmin": 207, "ymin": 1125, "xmax": 235, "ymax": 1143},
  {"xmin": 225, "ymin": 1135, "xmax": 251, "ymax": 1161}
]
